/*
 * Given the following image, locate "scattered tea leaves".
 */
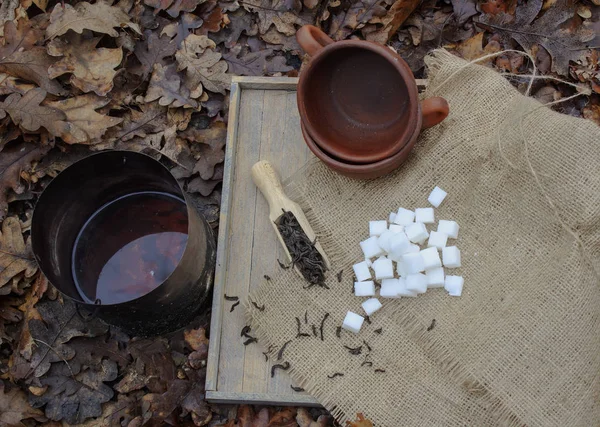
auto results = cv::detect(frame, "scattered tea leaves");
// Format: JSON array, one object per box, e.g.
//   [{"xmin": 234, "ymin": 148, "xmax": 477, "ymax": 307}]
[
  {"xmin": 277, "ymin": 340, "xmax": 292, "ymax": 361},
  {"xmin": 337, "ymin": 270, "xmax": 343, "ymax": 282},
  {"xmin": 264, "ymin": 275, "xmax": 271, "ymax": 280},
  {"xmin": 230, "ymin": 301, "xmax": 240, "ymax": 312},
  {"xmin": 427, "ymin": 319, "xmax": 436, "ymax": 331},
  {"xmin": 224, "ymin": 294, "xmax": 239, "ymax": 301},
  {"xmin": 243, "ymin": 337, "xmax": 258, "ymax": 345},
  {"xmin": 374, "ymin": 369, "xmax": 386, "ymax": 373},
  {"xmin": 374, "ymin": 328, "xmax": 383, "ymax": 334},
  {"xmin": 336, "ymin": 326, "xmax": 342, "ymax": 338},
  {"xmin": 319, "ymin": 313, "xmax": 329, "ymax": 341},
  {"xmin": 270, "ymin": 361, "xmax": 290, "ymax": 377},
  {"xmin": 291, "ymin": 385, "xmax": 305, "ymax": 392},
  {"xmin": 251, "ymin": 300, "xmax": 265, "ymax": 311},
  {"xmin": 327, "ymin": 372, "xmax": 344, "ymax": 379},
  {"xmin": 344, "ymin": 345, "xmax": 363, "ymax": 355}
]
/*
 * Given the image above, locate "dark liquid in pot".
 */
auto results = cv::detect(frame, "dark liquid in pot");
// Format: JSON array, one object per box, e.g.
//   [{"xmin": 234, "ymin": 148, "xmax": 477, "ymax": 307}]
[{"xmin": 72, "ymin": 191, "xmax": 188, "ymax": 305}]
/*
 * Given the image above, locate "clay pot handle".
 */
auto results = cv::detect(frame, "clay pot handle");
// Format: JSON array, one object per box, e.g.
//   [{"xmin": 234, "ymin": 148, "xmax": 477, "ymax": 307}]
[
  {"xmin": 296, "ymin": 25, "xmax": 334, "ymax": 57},
  {"xmin": 421, "ymin": 97, "xmax": 449, "ymax": 129}
]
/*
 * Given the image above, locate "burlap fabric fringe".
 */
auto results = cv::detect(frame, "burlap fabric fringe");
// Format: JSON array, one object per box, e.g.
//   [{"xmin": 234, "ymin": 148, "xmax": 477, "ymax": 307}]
[{"xmin": 246, "ymin": 49, "xmax": 600, "ymax": 427}]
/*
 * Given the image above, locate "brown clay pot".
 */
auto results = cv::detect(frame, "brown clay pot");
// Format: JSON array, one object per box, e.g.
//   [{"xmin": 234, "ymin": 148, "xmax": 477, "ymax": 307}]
[
  {"xmin": 296, "ymin": 25, "xmax": 449, "ymax": 165},
  {"xmin": 300, "ymin": 112, "xmax": 422, "ymax": 180}
]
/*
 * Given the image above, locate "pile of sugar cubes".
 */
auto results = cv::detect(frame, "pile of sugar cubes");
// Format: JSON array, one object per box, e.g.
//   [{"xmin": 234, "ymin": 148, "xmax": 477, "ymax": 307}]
[{"xmin": 342, "ymin": 186, "xmax": 463, "ymax": 334}]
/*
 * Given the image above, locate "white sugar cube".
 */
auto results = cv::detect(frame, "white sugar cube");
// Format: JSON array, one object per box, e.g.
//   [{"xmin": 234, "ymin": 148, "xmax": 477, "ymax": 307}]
[
  {"xmin": 369, "ymin": 220, "xmax": 387, "ymax": 237},
  {"xmin": 443, "ymin": 246, "xmax": 462, "ymax": 268},
  {"xmin": 402, "ymin": 252, "xmax": 425, "ymax": 274},
  {"xmin": 396, "ymin": 260, "xmax": 408, "ymax": 277},
  {"xmin": 428, "ymin": 231, "xmax": 448, "ymax": 250},
  {"xmin": 365, "ymin": 258, "xmax": 373, "ymax": 267},
  {"xmin": 362, "ymin": 298, "xmax": 382, "ymax": 316},
  {"xmin": 415, "ymin": 208, "xmax": 435, "ymax": 224},
  {"xmin": 377, "ymin": 230, "xmax": 395, "ymax": 253},
  {"xmin": 406, "ymin": 273, "xmax": 428, "ymax": 294},
  {"xmin": 388, "ymin": 212, "xmax": 396, "ymax": 223},
  {"xmin": 388, "ymin": 251, "xmax": 402, "ymax": 263},
  {"xmin": 420, "ymin": 247, "xmax": 442, "ymax": 270},
  {"xmin": 353, "ymin": 261, "xmax": 371, "ymax": 282},
  {"xmin": 354, "ymin": 281, "xmax": 375, "ymax": 296},
  {"xmin": 394, "ymin": 208, "xmax": 415, "ymax": 225},
  {"xmin": 397, "ymin": 277, "xmax": 417, "ymax": 297},
  {"xmin": 445, "ymin": 275, "xmax": 464, "ymax": 296},
  {"xmin": 406, "ymin": 244, "xmax": 421, "ymax": 254},
  {"xmin": 342, "ymin": 311, "xmax": 365, "ymax": 333},
  {"xmin": 428, "ymin": 186, "xmax": 447, "ymax": 207},
  {"xmin": 389, "ymin": 224, "xmax": 404, "ymax": 234},
  {"xmin": 405, "ymin": 222, "xmax": 429, "ymax": 244},
  {"xmin": 360, "ymin": 236, "xmax": 383, "ymax": 258},
  {"xmin": 389, "ymin": 232, "xmax": 410, "ymax": 256},
  {"xmin": 426, "ymin": 267, "xmax": 445, "ymax": 288},
  {"xmin": 438, "ymin": 220, "xmax": 459, "ymax": 239},
  {"xmin": 373, "ymin": 257, "xmax": 394, "ymax": 280},
  {"xmin": 380, "ymin": 278, "xmax": 401, "ymax": 298}
]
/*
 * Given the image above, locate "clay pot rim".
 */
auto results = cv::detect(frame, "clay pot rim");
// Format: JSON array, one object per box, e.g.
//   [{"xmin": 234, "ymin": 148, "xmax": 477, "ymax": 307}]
[
  {"xmin": 300, "ymin": 106, "xmax": 422, "ymax": 179},
  {"xmin": 297, "ymin": 39, "xmax": 420, "ymax": 164}
]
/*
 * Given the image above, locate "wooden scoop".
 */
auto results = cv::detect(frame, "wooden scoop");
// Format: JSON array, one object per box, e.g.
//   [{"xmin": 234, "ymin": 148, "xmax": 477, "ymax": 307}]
[{"xmin": 251, "ymin": 160, "xmax": 330, "ymax": 278}]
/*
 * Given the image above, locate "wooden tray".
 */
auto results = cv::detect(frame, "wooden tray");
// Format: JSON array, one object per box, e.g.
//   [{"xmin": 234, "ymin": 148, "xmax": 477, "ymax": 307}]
[
  {"xmin": 205, "ymin": 76, "xmax": 319, "ymax": 406},
  {"xmin": 206, "ymin": 76, "xmax": 426, "ymax": 405}
]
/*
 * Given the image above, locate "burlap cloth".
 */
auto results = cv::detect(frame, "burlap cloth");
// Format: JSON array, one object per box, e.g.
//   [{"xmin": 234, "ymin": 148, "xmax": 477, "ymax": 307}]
[{"xmin": 246, "ymin": 50, "xmax": 600, "ymax": 427}]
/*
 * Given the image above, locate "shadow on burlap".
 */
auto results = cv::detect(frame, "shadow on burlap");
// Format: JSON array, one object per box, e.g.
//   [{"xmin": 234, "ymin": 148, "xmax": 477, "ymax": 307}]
[{"xmin": 246, "ymin": 50, "xmax": 600, "ymax": 427}]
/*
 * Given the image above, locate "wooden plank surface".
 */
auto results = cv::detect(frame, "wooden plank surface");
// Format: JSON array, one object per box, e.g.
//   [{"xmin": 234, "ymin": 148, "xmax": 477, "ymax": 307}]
[
  {"xmin": 207, "ymin": 78, "xmax": 317, "ymax": 405},
  {"xmin": 207, "ymin": 76, "xmax": 427, "ymax": 405}
]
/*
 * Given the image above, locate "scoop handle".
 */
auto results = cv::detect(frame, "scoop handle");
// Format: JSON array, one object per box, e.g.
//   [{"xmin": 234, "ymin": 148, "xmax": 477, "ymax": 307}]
[{"xmin": 251, "ymin": 160, "xmax": 290, "ymax": 220}]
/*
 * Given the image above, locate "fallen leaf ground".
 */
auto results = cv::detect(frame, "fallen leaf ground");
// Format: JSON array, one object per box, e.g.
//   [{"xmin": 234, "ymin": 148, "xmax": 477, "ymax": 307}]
[{"xmin": 0, "ymin": 0, "xmax": 598, "ymax": 425}]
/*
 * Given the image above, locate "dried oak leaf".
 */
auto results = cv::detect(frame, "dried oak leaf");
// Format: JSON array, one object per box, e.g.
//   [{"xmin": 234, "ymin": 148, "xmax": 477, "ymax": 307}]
[
  {"xmin": 29, "ymin": 359, "xmax": 118, "ymax": 424},
  {"xmin": 45, "ymin": 94, "xmax": 123, "ymax": 144},
  {"xmin": 46, "ymin": 0, "xmax": 141, "ymax": 39},
  {"xmin": 296, "ymin": 407, "xmax": 328, "ymax": 427},
  {"xmin": 0, "ymin": 88, "xmax": 67, "ymax": 133},
  {"xmin": 141, "ymin": 379, "xmax": 191, "ymax": 423},
  {"xmin": 241, "ymin": 0, "xmax": 301, "ymax": 35},
  {"xmin": 0, "ymin": 21, "xmax": 66, "ymax": 96},
  {"xmin": 144, "ymin": 0, "xmax": 207, "ymax": 17},
  {"xmin": 133, "ymin": 30, "xmax": 178, "ymax": 78},
  {"xmin": 26, "ymin": 298, "xmax": 108, "ymax": 379},
  {"xmin": 330, "ymin": 0, "xmax": 390, "ymax": 40},
  {"xmin": 47, "ymin": 34, "xmax": 123, "ymax": 97},
  {"xmin": 478, "ymin": 0, "xmax": 597, "ymax": 75},
  {"xmin": 0, "ymin": 216, "xmax": 37, "ymax": 294},
  {"xmin": 176, "ymin": 34, "xmax": 230, "ymax": 97},
  {"xmin": 0, "ymin": 72, "xmax": 36, "ymax": 95},
  {"xmin": 223, "ymin": 45, "xmax": 293, "ymax": 76},
  {"xmin": 144, "ymin": 63, "xmax": 199, "ymax": 108},
  {"xmin": 182, "ymin": 121, "xmax": 226, "ymax": 180},
  {"xmin": 187, "ymin": 176, "xmax": 221, "ymax": 196},
  {"xmin": 450, "ymin": 32, "xmax": 501, "ymax": 62},
  {"xmin": 13, "ymin": 274, "xmax": 46, "ymax": 362},
  {"xmin": 209, "ymin": 8, "xmax": 258, "ymax": 48},
  {"xmin": 105, "ymin": 102, "xmax": 168, "ymax": 143},
  {"xmin": 77, "ymin": 393, "xmax": 141, "ymax": 427},
  {"xmin": 363, "ymin": 0, "xmax": 421, "ymax": 44},
  {"xmin": 0, "ymin": 379, "xmax": 45, "ymax": 426},
  {"xmin": 345, "ymin": 413, "xmax": 374, "ymax": 427}
]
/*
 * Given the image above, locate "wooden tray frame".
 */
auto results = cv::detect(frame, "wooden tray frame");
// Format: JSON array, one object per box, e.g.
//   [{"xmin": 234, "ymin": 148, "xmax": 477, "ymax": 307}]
[{"xmin": 205, "ymin": 76, "xmax": 426, "ymax": 406}]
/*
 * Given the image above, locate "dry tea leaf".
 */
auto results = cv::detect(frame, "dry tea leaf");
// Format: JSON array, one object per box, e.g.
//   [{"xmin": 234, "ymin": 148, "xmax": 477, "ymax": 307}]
[
  {"xmin": 48, "ymin": 35, "xmax": 123, "ymax": 96},
  {"xmin": 0, "ymin": 88, "xmax": 66, "ymax": 132},
  {"xmin": 296, "ymin": 408, "xmax": 328, "ymax": 427},
  {"xmin": 46, "ymin": 1, "xmax": 141, "ymax": 39},
  {"xmin": 0, "ymin": 380, "xmax": 45, "ymax": 425},
  {"xmin": 144, "ymin": 63, "xmax": 198, "ymax": 108},
  {"xmin": 0, "ymin": 217, "xmax": 37, "ymax": 293},
  {"xmin": 176, "ymin": 34, "xmax": 230, "ymax": 96},
  {"xmin": 0, "ymin": 142, "xmax": 51, "ymax": 221},
  {"xmin": 0, "ymin": 21, "xmax": 66, "ymax": 95},
  {"xmin": 45, "ymin": 94, "xmax": 123, "ymax": 144}
]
